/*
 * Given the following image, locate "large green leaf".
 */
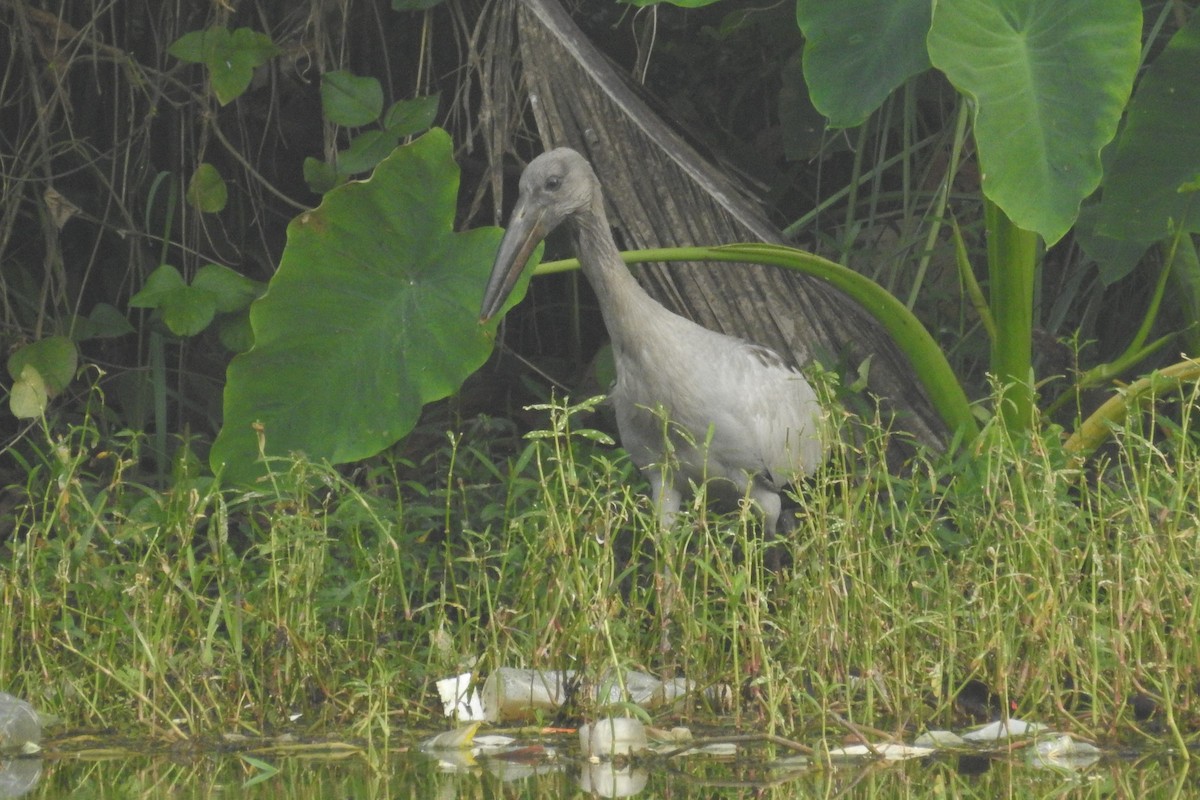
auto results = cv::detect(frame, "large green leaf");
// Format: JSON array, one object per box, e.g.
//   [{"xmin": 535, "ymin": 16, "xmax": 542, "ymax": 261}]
[
  {"xmin": 210, "ymin": 129, "xmax": 510, "ymax": 483},
  {"xmin": 795, "ymin": 0, "xmax": 932, "ymax": 128},
  {"xmin": 928, "ymin": 0, "xmax": 1141, "ymax": 245},
  {"xmin": 1095, "ymin": 11, "xmax": 1200, "ymax": 243}
]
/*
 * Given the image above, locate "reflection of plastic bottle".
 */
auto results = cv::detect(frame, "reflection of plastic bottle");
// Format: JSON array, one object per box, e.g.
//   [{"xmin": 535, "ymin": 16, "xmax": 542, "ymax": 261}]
[
  {"xmin": 0, "ymin": 692, "xmax": 41, "ymax": 751},
  {"xmin": 0, "ymin": 756, "xmax": 43, "ymax": 799}
]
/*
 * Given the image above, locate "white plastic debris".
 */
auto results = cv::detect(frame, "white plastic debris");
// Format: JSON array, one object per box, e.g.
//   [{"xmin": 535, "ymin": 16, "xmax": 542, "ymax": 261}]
[
  {"xmin": 0, "ymin": 755, "xmax": 42, "ymax": 797},
  {"xmin": 480, "ymin": 668, "xmax": 702, "ymax": 722},
  {"xmin": 482, "ymin": 668, "xmax": 577, "ymax": 722},
  {"xmin": 914, "ymin": 730, "xmax": 966, "ymax": 748},
  {"xmin": 1028, "ymin": 734, "xmax": 1102, "ymax": 770},
  {"xmin": 472, "ymin": 734, "xmax": 518, "ymax": 750},
  {"xmin": 420, "ymin": 722, "xmax": 482, "ymax": 752},
  {"xmin": 578, "ymin": 762, "xmax": 648, "ymax": 796},
  {"xmin": 0, "ymin": 693, "xmax": 40, "ymax": 752},
  {"xmin": 962, "ymin": 718, "xmax": 1045, "ymax": 742},
  {"xmin": 825, "ymin": 742, "xmax": 935, "ymax": 761},
  {"xmin": 580, "ymin": 718, "xmax": 648, "ymax": 759},
  {"xmin": 436, "ymin": 672, "xmax": 486, "ymax": 722}
]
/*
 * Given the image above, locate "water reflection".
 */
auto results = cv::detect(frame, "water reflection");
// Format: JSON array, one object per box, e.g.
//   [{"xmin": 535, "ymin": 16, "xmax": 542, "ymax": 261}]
[{"xmin": 6, "ymin": 741, "xmax": 1194, "ymax": 798}]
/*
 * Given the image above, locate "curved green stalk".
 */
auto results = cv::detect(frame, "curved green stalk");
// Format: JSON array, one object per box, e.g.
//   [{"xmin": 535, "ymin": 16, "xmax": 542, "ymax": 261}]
[
  {"xmin": 537, "ymin": 243, "xmax": 980, "ymax": 442},
  {"xmin": 1063, "ymin": 358, "xmax": 1200, "ymax": 461}
]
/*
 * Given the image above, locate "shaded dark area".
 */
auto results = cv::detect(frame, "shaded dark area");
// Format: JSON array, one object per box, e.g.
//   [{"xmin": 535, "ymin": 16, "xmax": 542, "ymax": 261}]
[{"xmin": 3, "ymin": 0, "xmax": 1194, "ymax": 477}]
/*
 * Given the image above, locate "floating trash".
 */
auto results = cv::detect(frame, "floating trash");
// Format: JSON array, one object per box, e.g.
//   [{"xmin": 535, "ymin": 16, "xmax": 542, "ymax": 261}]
[
  {"xmin": 1028, "ymin": 734, "xmax": 1102, "ymax": 771},
  {"xmin": 420, "ymin": 722, "xmax": 482, "ymax": 752},
  {"xmin": 914, "ymin": 730, "xmax": 966, "ymax": 748},
  {"xmin": 0, "ymin": 693, "xmax": 40, "ymax": 753},
  {"xmin": 580, "ymin": 718, "xmax": 648, "ymax": 759},
  {"xmin": 578, "ymin": 762, "xmax": 648, "ymax": 796},
  {"xmin": 825, "ymin": 742, "xmax": 935, "ymax": 761},
  {"xmin": 962, "ymin": 718, "xmax": 1044, "ymax": 742},
  {"xmin": 436, "ymin": 672, "xmax": 486, "ymax": 722},
  {"xmin": 473, "ymin": 667, "xmax": 710, "ymax": 722},
  {"xmin": 482, "ymin": 668, "xmax": 578, "ymax": 722}
]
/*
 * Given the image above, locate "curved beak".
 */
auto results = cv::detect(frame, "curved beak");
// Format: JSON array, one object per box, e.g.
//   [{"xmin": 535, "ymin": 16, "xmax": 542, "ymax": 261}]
[{"xmin": 480, "ymin": 199, "xmax": 548, "ymax": 322}]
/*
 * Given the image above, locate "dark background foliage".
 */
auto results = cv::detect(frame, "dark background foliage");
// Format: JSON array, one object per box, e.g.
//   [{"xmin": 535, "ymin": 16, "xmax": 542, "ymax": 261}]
[{"xmin": 1, "ymin": 0, "xmax": 1193, "ymax": 481}]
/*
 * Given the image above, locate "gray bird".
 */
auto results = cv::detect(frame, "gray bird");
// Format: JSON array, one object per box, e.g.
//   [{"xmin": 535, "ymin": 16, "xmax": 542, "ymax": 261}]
[{"xmin": 481, "ymin": 148, "xmax": 825, "ymax": 535}]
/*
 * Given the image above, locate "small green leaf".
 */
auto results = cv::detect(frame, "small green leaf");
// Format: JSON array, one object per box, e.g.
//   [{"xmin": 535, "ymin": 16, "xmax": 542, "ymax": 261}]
[
  {"xmin": 383, "ymin": 95, "xmax": 439, "ymax": 137},
  {"xmin": 7, "ymin": 336, "xmax": 77, "ymax": 396},
  {"xmin": 186, "ymin": 163, "xmax": 228, "ymax": 213},
  {"xmin": 69, "ymin": 303, "xmax": 135, "ymax": 341},
  {"xmin": 10, "ymin": 364, "xmax": 48, "ymax": 419},
  {"xmin": 321, "ymin": 71, "xmax": 384, "ymax": 127},
  {"xmin": 130, "ymin": 264, "xmax": 187, "ymax": 309},
  {"xmin": 168, "ymin": 27, "xmax": 280, "ymax": 105},
  {"xmin": 167, "ymin": 29, "xmax": 217, "ymax": 63},
  {"xmin": 303, "ymin": 157, "xmax": 341, "ymax": 194},
  {"xmin": 795, "ymin": 0, "xmax": 931, "ymax": 128},
  {"xmin": 193, "ymin": 264, "xmax": 262, "ymax": 313},
  {"xmin": 160, "ymin": 286, "xmax": 218, "ymax": 337},
  {"xmin": 334, "ymin": 130, "xmax": 402, "ymax": 177}
]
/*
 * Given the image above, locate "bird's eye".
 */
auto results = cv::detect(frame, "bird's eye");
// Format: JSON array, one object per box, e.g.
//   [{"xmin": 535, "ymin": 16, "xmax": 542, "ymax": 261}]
[{"xmin": 544, "ymin": 175, "xmax": 562, "ymax": 191}]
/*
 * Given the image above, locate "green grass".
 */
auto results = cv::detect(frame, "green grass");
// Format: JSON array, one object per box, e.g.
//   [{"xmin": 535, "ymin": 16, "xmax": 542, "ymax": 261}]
[{"xmin": 2, "ymin": 383, "xmax": 1199, "ymax": 751}]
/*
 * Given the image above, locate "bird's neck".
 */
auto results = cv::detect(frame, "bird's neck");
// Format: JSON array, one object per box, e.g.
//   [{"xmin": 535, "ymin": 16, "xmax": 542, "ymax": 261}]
[{"xmin": 570, "ymin": 199, "xmax": 662, "ymax": 346}]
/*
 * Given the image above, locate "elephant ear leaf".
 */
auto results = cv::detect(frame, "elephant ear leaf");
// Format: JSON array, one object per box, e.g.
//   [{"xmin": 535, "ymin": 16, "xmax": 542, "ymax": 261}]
[
  {"xmin": 211, "ymin": 129, "xmax": 513, "ymax": 483},
  {"xmin": 928, "ymin": 0, "xmax": 1141, "ymax": 246}
]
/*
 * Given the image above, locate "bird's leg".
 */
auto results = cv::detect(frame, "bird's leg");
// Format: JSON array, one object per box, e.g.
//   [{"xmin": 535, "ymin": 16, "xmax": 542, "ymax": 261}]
[
  {"xmin": 748, "ymin": 481, "xmax": 793, "ymax": 571},
  {"xmin": 749, "ymin": 484, "xmax": 782, "ymax": 539},
  {"xmin": 646, "ymin": 471, "xmax": 683, "ymax": 657},
  {"xmin": 647, "ymin": 473, "xmax": 683, "ymax": 529}
]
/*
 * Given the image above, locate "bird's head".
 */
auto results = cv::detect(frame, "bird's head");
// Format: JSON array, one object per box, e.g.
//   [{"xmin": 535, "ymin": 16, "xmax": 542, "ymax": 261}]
[{"xmin": 479, "ymin": 149, "xmax": 597, "ymax": 322}]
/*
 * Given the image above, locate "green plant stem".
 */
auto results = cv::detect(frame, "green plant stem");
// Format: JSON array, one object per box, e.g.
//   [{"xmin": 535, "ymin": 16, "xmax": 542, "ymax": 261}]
[
  {"xmin": 536, "ymin": 243, "xmax": 979, "ymax": 442},
  {"xmin": 984, "ymin": 199, "xmax": 1039, "ymax": 433},
  {"xmin": 950, "ymin": 214, "xmax": 996, "ymax": 341},
  {"xmin": 1063, "ymin": 358, "xmax": 1200, "ymax": 460},
  {"xmin": 906, "ymin": 99, "xmax": 971, "ymax": 311},
  {"xmin": 1045, "ymin": 219, "xmax": 1193, "ymax": 418}
]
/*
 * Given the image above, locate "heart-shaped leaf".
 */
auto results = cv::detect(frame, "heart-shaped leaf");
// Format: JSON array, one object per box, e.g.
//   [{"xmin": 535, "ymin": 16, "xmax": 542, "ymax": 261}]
[
  {"xmin": 796, "ymin": 0, "xmax": 932, "ymax": 128},
  {"xmin": 186, "ymin": 163, "xmax": 228, "ymax": 213},
  {"xmin": 210, "ymin": 129, "xmax": 513, "ymax": 482},
  {"xmin": 321, "ymin": 70, "xmax": 384, "ymax": 127},
  {"xmin": 129, "ymin": 264, "xmax": 187, "ymax": 308},
  {"xmin": 160, "ymin": 286, "xmax": 218, "ymax": 337},
  {"xmin": 9, "ymin": 364, "xmax": 49, "ymax": 419},
  {"xmin": 69, "ymin": 303, "xmax": 135, "ymax": 341},
  {"xmin": 928, "ymin": 0, "xmax": 1141, "ymax": 245},
  {"xmin": 1095, "ymin": 10, "xmax": 1200, "ymax": 243},
  {"xmin": 7, "ymin": 336, "xmax": 77, "ymax": 398},
  {"xmin": 193, "ymin": 264, "xmax": 263, "ymax": 313},
  {"xmin": 168, "ymin": 27, "xmax": 280, "ymax": 105},
  {"xmin": 384, "ymin": 95, "xmax": 440, "ymax": 137}
]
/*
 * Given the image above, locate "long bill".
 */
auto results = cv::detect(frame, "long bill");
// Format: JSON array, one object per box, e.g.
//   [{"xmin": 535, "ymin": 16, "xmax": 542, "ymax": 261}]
[{"xmin": 479, "ymin": 200, "xmax": 547, "ymax": 323}]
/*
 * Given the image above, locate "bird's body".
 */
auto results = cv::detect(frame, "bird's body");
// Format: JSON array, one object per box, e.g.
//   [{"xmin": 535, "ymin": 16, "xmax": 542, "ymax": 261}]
[{"xmin": 481, "ymin": 148, "xmax": 824, "ymax": 534}]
